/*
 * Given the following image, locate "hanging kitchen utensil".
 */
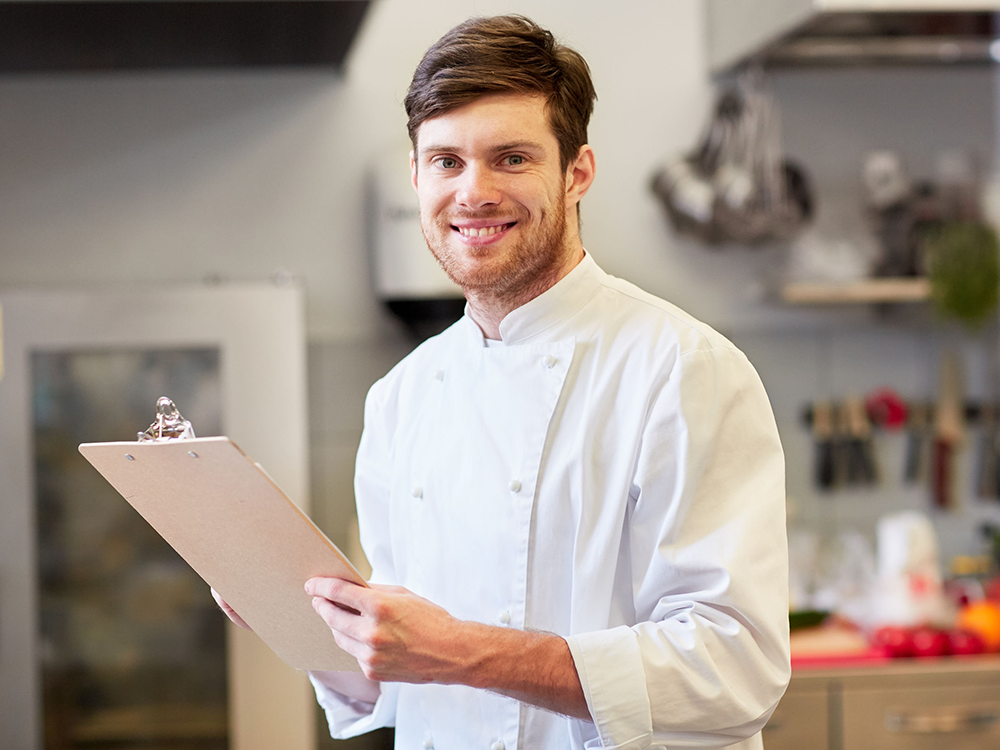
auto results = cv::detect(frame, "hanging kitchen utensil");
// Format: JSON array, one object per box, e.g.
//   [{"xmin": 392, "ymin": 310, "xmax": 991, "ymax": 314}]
[
  {"xmin": 933, "ymin": 351, "xmax": 965, "ymax": 509},
  {"xmin": 650, "ymin": 69, "xmax": 812, "ymax": 246},
  {"xmin": 862, "ymin": 151, "xmax": 921, "ymax": 277},
  {"xmin": 833, "ymin": 400, "xmax": 853, "ymax": 487},
  {"xmin": 903, "ymin": 402, "xmax": 930, "ymax": 484},
  {"xmin": 845, "ymin": 395, "xmax": 878, "ymax": 486},
  {"xmin": 812, "ymin": 401, "xmax": 836, "ymax": 490},
  {"xmin": 975, "ymin": 402, "xmax": 998, "ymax": 500},
  {"xmin": 993, "ymin": 408, "xmax": 1000, "ymax": 501}
]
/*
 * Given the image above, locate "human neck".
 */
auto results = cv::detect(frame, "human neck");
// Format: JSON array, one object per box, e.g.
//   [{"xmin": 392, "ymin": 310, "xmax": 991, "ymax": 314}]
[{"xmin": 465, "ymin": 245, "xmax": 585, "ymax": 340}]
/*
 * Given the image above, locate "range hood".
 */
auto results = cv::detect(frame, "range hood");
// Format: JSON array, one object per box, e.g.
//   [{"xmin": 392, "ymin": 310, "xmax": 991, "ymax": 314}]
[
  {"xmin": 0, "ymin": 1, "xmax": 370, "ymax": 72},
  {"xmin": 708, "ymin": 1, "xmax": 1000, "ymax": 74}
]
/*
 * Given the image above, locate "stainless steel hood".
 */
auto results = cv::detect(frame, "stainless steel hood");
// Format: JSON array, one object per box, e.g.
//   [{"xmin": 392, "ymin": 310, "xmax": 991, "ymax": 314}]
[
  {"xmin": 0, "ymin": 1, "xmax": 371, "ymax": 72},
  {"xmin": 708, "ymin": 1, "xmax": 1000, "ymax": 74}
]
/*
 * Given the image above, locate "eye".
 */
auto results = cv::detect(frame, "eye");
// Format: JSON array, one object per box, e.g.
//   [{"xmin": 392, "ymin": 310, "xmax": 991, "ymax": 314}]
[
  {"xmin": 434, "ymin": 156, "xmax": 459, "ymax": 169},
  {"xmin": 503, "ymin": 154, "xmax": 525, "ymax": 166}
]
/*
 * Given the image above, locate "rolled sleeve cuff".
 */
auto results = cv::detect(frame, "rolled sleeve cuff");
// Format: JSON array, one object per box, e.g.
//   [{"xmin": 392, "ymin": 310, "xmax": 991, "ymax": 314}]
[
  {"xmin": 566, "ymin": 626, "xmax": 652, "ymax": 750},
  {"xmin": 309, "ymin": 673, "xmax": 398, "ymax": 739}
]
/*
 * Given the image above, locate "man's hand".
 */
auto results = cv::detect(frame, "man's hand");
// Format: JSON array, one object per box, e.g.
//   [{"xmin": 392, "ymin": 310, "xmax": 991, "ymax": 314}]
[
  {"xmin": 304, "ymin": 577, "xmax": 470, "ymax": 685},
  {"xmin": 304, "ymin": 577, "xmax": 591, "ymax": 721},
  {"xmin": 211, "ymin": 587, "xmax": 252, "ymax": 630},
  {"xmin": 210, "ymin": 585, "xmax": 382, "ymax": 704}
]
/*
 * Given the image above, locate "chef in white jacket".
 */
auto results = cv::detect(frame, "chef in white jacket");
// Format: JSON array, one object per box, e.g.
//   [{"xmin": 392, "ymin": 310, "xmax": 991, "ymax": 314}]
[{"xmin": 220, "ymin": 14, "xmax": 790, "ymax": 750}]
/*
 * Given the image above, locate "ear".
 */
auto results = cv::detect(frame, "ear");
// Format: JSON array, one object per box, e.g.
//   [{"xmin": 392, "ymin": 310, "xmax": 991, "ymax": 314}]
[
  {"xmin": 564, "ymin": 144, "xmax": 596, "ymax": 208},
  {"xmin": 410, "ymin": 150, "xmax": 418, "ymax": 193}
]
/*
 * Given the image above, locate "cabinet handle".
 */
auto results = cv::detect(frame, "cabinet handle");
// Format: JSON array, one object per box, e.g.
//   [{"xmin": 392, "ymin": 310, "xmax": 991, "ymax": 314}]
[{"xmin": 884, "ymin": 709, "xmax": 999, "ymax": 734}]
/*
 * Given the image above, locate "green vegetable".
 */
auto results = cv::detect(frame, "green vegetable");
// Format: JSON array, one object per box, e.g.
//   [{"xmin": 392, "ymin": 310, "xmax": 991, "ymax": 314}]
[
  {"xmin": 925, "ymin": 222, "xmax": 1000, "ymax": 327},
  {"xmin": 789, "ymin": 610, "xmax": 828, "ymax": 631}
]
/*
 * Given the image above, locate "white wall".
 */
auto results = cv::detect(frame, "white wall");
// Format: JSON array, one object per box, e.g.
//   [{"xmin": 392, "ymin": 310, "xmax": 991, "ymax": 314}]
[
  {"xmin": 0, "ymin": 0, "xmax": 716, "ymax": 340},
  {"xmin": 2, "ymin": 0, "xmax": 1000, "ymax": 568}
]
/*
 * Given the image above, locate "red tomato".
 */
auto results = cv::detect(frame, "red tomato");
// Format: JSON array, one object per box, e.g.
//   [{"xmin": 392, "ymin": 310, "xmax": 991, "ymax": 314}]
[
  {"xmin": 911, "ymin": 627, "xmax": 950, "ymax": 658},
  {"xmin": 947, "ymin": 629, "xmax": 987, "ymax": 656},
  {"xmin": 873, "ymin": 626, "xmax": 915, "ymax": 657}
]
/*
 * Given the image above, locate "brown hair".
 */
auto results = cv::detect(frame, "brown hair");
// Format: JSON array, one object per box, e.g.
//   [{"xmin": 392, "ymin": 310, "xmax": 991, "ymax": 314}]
[{"xmin": 405, "ymin": 15, "xmax": 596, "ymax": 172}]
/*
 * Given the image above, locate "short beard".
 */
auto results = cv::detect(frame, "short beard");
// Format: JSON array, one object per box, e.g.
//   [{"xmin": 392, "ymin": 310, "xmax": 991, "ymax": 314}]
[{"xmin": 422, "ymin": 196, "xmax": 569, "ymax": 309}]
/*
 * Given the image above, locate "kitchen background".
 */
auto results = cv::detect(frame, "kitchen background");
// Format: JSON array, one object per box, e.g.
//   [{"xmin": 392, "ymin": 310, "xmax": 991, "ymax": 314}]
[{"xmin": 3, "ymin": 0, "xmax": 1000, "ymax": 748}]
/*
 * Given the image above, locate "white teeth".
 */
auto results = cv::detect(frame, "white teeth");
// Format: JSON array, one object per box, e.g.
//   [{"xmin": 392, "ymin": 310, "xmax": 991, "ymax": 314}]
[{"xmin": 459, "ymin": 224, "xmax": 509, "ymax": 237}]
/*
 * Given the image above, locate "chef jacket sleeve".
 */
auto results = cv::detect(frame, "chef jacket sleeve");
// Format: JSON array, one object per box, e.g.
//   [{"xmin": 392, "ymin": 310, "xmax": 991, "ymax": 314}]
[
  {"xmin": 311, "ymin": 382, "xmax": 401, "ymax": 738},
  {"xmin": 565, "ymin": 346, "xmax": 790, "ymax": 749}
]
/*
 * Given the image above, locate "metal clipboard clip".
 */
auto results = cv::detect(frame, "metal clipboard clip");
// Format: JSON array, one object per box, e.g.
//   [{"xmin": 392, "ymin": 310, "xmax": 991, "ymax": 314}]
[{"xmin": 138, "ymin": 396, "xmax": 196, "ymax": 442}]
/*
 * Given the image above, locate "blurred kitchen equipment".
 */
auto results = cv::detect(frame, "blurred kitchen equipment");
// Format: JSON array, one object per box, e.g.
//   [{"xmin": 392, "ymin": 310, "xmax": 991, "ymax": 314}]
[
  {"xmin": 864, "ymin": 152, "xmax": 910, "ymax": 212},
  {"xmin": 784, "ymin": 228, "xmax": 876, "ymax": 284},
  {"xmin": 845, "ymin": 396, "xmax": 878, "ymax": 485},
  {"xmin": 833, "ymin": 401, "xmax": 852, "ymax": 487},
  {"xmin": 936, "ymin": 150, "xmax": 981, "ymax": 222},
  {"xmin": 864, "ymin": 387, "xmax": 908, "ymax": 431},
  {"xmin": 863, "ymin": 151, "xmax": 919, "ymax": 277},
  {"xmin": 933, "ymin": 351, "xmax": 965, "ymax": 509},
  {"xmin": 872, "ymin": 511, "xmax": 952, "ymax": 629},
  {"xmin": 976, "ymin": 402, "xmax": 999, "ymax": 500},
  {"xmin": 651, "ymin": 71, "xmax": 812, "ymax": 245},
  {"xmin": 812, "ymin": 401, "xmax": 836, "ymax": 490},
  {"xmin": 812, "ymin": 530, "xmax": 878, "ymax": 628},
  {"xmin": 903, "ymin": 402, "xmax": 931, "ymax": 484},
  {"xmin": 707, "ymin": 3, "xmax": 1000, "ymax": 74}
]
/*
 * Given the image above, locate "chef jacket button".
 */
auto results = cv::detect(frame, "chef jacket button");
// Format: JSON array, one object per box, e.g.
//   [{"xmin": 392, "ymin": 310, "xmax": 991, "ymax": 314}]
[
  {"xmin": 499, "ymin": 610, "xmax": 511, "ymax": 625},
  {"xmin": 434, "ymin": 370, "xmax": 444, "ymax": 381},
  {"xmin": 508, "ymin": 479, "xmax": 521, "ymax": 493},
  {"xmin": 411, "ymin": 486, "xmax": 423, "ymax": 499},
  {"xmin": 423, "ymin": 739, "xmax": 434, "ymax": 750},
  {"xmin": 491, "ymin": 742, "xmax": 505, "ymax": 750},
  {"xmin": 542, "ymin": 354, "xmax": 556, "ymax": 369}
]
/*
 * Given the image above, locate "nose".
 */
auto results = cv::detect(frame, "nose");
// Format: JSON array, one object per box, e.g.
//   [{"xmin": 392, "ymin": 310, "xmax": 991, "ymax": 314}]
[{"xmin": 455, "ymin": 163, "xmax": 501, "ymax": 209}]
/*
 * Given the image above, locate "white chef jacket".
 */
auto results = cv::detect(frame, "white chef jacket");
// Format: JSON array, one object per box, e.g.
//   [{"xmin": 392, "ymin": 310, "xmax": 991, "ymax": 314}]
[{"xmin": 312, "ymin": 253, "xmax": 790, "ymax": 750}]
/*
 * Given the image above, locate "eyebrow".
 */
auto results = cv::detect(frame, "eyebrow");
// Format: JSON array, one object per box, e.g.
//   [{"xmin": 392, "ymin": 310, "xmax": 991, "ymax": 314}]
[
  {"xmin": 491, "ymin": 141, "xmax": 546, "ymax": 154},
  {"xmin": 418, "ymin": 140, "xmax": 547, "ymax": 158}
]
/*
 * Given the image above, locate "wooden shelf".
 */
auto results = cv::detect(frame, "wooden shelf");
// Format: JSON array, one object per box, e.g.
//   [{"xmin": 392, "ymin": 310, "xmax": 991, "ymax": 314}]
[{"xmin": 781, "ymin": 277, "xmax": 931, "ymax": 305}]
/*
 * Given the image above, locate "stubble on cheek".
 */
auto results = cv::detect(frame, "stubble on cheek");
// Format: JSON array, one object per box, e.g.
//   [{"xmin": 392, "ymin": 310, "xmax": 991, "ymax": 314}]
[{"xmin": 420, "ymin": 205, "xmax": 568, "ymax": 301}]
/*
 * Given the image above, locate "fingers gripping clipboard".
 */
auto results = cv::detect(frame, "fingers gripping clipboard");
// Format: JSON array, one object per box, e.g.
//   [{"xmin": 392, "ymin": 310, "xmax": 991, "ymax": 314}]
[{"xmin": 78, "ymin": 400, "xmax": 366, "ymax": 673}]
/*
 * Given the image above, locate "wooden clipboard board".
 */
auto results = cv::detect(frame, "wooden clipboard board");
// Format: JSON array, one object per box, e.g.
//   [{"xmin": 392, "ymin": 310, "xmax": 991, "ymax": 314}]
[{"xmin": 79, "ymin": 436, "xmax": 365, "ymax": 672}]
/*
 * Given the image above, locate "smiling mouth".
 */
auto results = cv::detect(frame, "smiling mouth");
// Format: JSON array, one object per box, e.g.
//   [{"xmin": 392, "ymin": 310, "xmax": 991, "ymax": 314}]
[{"xmin": 453, "ymin": 222, "xmax": 516, "ymax": 238}]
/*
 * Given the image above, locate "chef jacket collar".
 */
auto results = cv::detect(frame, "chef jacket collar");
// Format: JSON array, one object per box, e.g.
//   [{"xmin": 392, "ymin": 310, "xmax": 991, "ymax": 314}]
[{"xmin": 461, "ymin": 251, "xmax": 603, "ymax": 347}]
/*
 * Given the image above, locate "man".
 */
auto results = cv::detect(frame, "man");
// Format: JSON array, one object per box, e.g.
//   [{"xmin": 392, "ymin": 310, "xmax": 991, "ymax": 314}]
[{"xmin": 221, "ymin": 14, "xmax": 790, "ymax": 750}]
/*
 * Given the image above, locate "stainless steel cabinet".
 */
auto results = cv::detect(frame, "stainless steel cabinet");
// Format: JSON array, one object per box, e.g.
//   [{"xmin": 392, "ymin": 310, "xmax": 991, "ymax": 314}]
[
  {"xmin": 763, "ymin": 688, "xmax": 829, "ymax": 749},
  {"xmin": 766, "ymin": 658, "xmax": 1000, "ymax": 750}
]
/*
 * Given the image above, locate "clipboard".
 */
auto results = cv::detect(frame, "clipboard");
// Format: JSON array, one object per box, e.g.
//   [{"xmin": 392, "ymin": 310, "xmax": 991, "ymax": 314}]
[{"xmin": 79, "ymin": 434, "xmax": 365, "ymax": 673}]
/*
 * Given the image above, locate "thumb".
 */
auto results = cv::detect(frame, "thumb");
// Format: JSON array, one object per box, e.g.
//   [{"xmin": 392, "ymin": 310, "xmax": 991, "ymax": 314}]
[{"xmin": 211, "ymin": 587, "xmax": 252, "ymax": 630}]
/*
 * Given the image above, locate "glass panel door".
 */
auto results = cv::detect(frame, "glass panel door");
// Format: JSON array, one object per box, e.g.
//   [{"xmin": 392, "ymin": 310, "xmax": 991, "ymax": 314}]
[
  {"xmin": 34, "ymin": 348, "xmax": 227, "ymax": 749},
  {"xmin": 0, "ymin": 285, "xmax": 314, "ymax": 750}
]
